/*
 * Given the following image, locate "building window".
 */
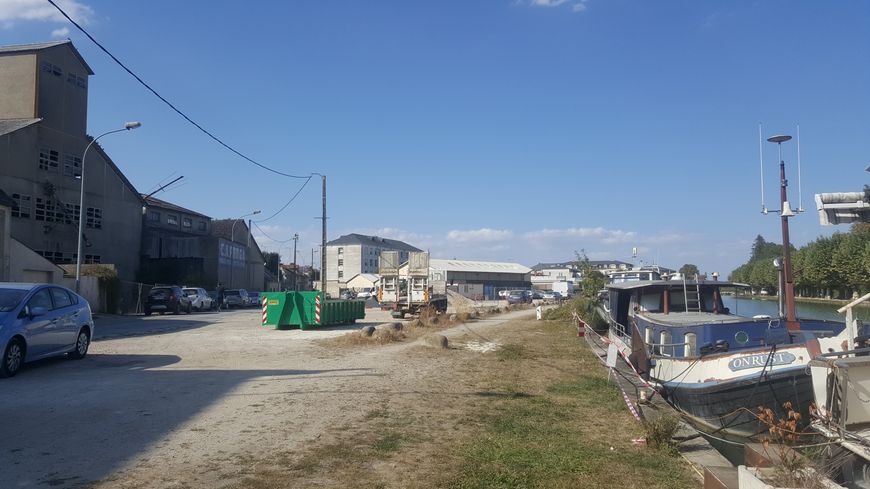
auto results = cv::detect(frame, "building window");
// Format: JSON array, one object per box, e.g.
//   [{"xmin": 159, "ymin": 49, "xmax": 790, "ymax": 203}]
[
  {"xmin": 41, "ymin": 61, "xmax": 62, "ymax": 77},
  {"xmin": 86, "ymin": 207, "xmax": 102, "ymax": 229},
  {"xmin": 182, "ymin": 217, "xmax": 192, "ymax": 228},
  {"xmin": 63, "ymin": 154, "xmax": 82, "ymax": 177},
  {"xmin": 11, "ymin": 194, "xmax": 32, "ymax": 219},
  {"xmin": 39, "ymin": 148, "xmax": 59, "ymax": 171},
  {"xmin": 63, "ymin": 203, "xmax": 80, "ymax": 225},
  {"xmin": 167, "ymin": 214, "xmax": 178, "ymax": 226},
  {"xmin": 67, "ymin": 72, "xmax": 77, "ymax": 85},
  {"xmin": 148, "ymin": 210, "xmax": 160, "ymax": 222},
  {"xmin": 338, "ymin": 271, "xmax": 344, "ymax": 279},
  {"xmin": 84, "ymin": 254, "xmax": 101, "ymax": 264},
  {"xmin": 198, "ymin": 221, "xmax": 207, "ymax": 231},
  {"xmin": 338, "ymin": 259, "xmax": 344, "ymax": 266},
  {"xmin": 338, "ymin": 247, "xmax": 343, "ymax": 255},
  {"xmin": 35, "ymin": 198, "xmax": 59, "ymax": 222}
]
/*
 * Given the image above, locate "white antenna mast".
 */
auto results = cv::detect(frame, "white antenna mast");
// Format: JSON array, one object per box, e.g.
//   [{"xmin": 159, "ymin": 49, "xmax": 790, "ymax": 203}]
[
  {"xmin": 797, "ymin": 124, "xmax": 804, "ymax": 213},
  {"xmin": 758, "ymin": 123, "xmax": 767, "ymax": 214}
]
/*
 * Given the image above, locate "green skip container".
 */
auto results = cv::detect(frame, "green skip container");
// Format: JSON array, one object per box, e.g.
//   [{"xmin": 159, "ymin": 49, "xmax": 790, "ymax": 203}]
[{"xmin": 261, "ymin": 291, "xmax": 365, "ymax": 330}]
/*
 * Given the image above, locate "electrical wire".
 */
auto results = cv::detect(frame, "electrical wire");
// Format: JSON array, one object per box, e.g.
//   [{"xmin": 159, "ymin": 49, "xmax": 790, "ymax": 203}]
[
  {"xmin": 251, "ymin": 222, "xmax": 295, "ymax": 244},
  {"xmin": 254, "ymin": 175, "xmax": 313, "ymax": 223},
  {"xmin": 46, "ymin": 0, "xmax": 312, "ymax": 180}
]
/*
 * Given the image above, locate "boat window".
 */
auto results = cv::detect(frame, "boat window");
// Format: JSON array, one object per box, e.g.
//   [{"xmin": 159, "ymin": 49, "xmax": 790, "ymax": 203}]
[
  {"xmin": 644, "ymin": 326, "xmax": 653, "ymax": 346},
  {"xmin": 668, "ymin": 288, "xmax": 687, "ymax": 311},
  {"xmin": 660, "ymin": 331, "xmax": 673, "ymax": 357},
  {"xmin": 684, "ymin": 333, "xmax": 696, "ymax": 357},
  {"xmin": 640, "ymin": 291, "xmax": 662, "ymax": 312}
]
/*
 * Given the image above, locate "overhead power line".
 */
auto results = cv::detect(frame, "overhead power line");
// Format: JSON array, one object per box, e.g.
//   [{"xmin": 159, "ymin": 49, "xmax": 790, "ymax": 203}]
[
  {"xmin": 252, "ymin": 222, "xmax": 295, "ymax": 244},
  {"xmin": 46, "ymin": 0, "xmax": 311, "ymax": 179},
  {"xmin": 254, "ymin": 175, "xmax": 313, "ymax": 223}
]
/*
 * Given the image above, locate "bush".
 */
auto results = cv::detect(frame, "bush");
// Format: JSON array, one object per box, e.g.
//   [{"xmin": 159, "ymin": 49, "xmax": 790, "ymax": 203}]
[
  {"xmin": 543, "ymin": 296, "xmax": 607, "ymax": 331},
  {"xmin": 644, "ymin": 415, "xmax": 680, "ymax": 452}
]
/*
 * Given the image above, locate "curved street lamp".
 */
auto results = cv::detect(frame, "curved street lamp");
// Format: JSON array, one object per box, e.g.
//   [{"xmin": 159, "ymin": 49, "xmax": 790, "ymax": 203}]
[
  {"xmin": 75, "ymin": 122, "xmax": 142, "ymax": 293},
  {"xmin": 229, "ymin": 210, "xmax": 261, "ymax": 288}
]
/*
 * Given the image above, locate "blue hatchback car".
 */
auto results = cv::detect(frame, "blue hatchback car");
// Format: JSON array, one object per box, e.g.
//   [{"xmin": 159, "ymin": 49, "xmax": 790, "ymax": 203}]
[{"xmin": 0, "ymin": 283, "xmax": 94, "ymax": 378}]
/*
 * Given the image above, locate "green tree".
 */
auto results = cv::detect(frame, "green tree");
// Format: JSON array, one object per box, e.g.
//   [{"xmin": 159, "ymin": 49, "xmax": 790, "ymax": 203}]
[
  {"xmin": 574, "ymin": 249, "xmax": 607, "ymax": 299},
  {"xmin": 679, "ymin": 264, "xmax": 700, "ymax": 277},
  {"xmin": 833, "ymin": 225, "xmax": 870, "ymax": 297},
  {"xmin": 749, "ymin": 259, "xmax": 778, "ymax": 293},
  {"xmin": 263, "ymin": 251, "xmax": 281, "ymax": 276}
]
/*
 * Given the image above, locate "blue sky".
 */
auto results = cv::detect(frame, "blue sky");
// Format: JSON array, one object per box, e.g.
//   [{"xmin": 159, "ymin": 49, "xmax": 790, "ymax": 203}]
[{"xmin": 1, "ymin": 0, "xmax": 868, "ymax": 274}]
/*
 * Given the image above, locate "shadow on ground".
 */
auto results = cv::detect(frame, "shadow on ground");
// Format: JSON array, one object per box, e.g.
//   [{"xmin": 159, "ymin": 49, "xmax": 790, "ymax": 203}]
[{"xmin": 0, "ymin": 353, "xmax": 374, "ymax": 488}]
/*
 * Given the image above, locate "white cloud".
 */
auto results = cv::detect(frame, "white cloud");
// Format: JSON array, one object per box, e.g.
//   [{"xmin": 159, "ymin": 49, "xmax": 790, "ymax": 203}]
[
  {"xmin": 0, "ymin": 0, "xmax": 93, "ymax": 28},
  {"xmin": 50, "ymin": 26, "xmax": 69, "ymax": 37},
  {"xmin": 521, "ymin": 0, "xmax": 590, "ymax": 12},
  {"xmin": 530, "ymin": 0, "xmax": 570, "ymax": 6},
  {"xmin": 523, "ymin": 227, "xmax": 637, "ymax": 244},
  {"xmin": 447, "ymin": 228, "xmax": 514, "ymax": 242}
]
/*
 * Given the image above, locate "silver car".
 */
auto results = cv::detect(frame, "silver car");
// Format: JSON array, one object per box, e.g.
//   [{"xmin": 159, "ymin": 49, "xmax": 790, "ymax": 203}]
[
  {"xmin": 182, "ymin": 287, "xmax": 214, "ymax": 311},
  {"xmin": 0, "ymin": 283, "xmax": 94, "ymax": 378}
]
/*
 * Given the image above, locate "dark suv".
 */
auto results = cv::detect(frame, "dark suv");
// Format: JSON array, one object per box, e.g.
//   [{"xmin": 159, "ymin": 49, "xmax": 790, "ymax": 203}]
[{"xmin": 145, "ymin": 286, "xmax": 192, "ymax": 315}]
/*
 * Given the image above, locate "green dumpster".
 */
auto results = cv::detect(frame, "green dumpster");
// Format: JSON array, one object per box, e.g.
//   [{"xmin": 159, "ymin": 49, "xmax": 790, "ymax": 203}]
[{"xmin": 262, "ymin": 291, "xmax": 365, "ymax": 330}]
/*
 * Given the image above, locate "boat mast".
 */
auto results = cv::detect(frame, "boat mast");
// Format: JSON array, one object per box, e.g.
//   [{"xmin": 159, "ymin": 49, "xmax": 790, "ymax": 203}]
[{"xmin": 767, "ymin": 134, "xmax": 799, "ymax": 330}]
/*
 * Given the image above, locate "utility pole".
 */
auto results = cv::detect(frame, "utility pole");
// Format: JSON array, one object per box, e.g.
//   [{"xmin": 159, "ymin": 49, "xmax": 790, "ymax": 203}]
[
  {"xmin": 319, "ymin": 175, "xmax": 327, "ymax": 295},
  {"xmin": 292, "ymin": 233, "xmax": 299, "ymax": 291}
]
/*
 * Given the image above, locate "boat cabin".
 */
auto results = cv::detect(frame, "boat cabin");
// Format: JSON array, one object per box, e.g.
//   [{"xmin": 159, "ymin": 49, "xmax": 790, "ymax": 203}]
[{"xmin": 605, "ymin": 280, "xmax": 843, "ymax": 359}]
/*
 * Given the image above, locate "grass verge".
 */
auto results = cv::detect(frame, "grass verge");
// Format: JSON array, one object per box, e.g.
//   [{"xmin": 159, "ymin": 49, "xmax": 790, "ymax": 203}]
[{"xmin": 444, "ymin": 319, "xmax": 696, "ymax": 489}]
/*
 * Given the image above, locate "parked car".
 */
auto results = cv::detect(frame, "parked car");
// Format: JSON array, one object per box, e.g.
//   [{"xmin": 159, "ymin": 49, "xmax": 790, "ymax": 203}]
[
  {"xmin": 206, "ymin": 290, "xmax": 219, "ymax": 309},
  {"xmin": 145, "ymin": 285, "xmax": 192, "ymax": 315},
  {"xmin": 182, "ymin": 287, "xmax": 213, "ymax": 311},
  {"xmin": 339, "ymin": 291, "xmax": 355, "ymax": 300},
  {"xmin": 223, "ymin": 289, "xmax": 249, "ymax": 308},
  {"xmin": 356, "ymin": 289, "xmax": 374, "ymax": 299},
  {"xmin": 506, "ymin": 291, "xmax": 528, "ymax": 304},
  {"xmin": 541, "ymin": 290, "xmax": 562, "ymax": 301},
  {"xmin": 526, "ymin": 290, "xmax": 543, "ymax": 300},
  {"xmin": 0, "ymin": 283, "xmax": 94, "ymax": 378},
  {"xmin": 247, "ymin": 291, "xmax": 261, "ymax": 307}
]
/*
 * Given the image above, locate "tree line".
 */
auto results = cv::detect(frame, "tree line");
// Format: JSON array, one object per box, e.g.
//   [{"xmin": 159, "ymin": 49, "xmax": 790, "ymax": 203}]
[{"xmin": 729, "ymin": 224, "xmax": 870, "ymax": 299}]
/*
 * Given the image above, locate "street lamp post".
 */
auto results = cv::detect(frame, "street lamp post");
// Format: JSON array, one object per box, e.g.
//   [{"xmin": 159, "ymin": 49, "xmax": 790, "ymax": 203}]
[
  {"xmin": 75, "ymin": 122, "xmax": 141, "ymax": 294},
  {"xmin": 229, "ymin": 210, "xmax": 261, "ymax": 288}
]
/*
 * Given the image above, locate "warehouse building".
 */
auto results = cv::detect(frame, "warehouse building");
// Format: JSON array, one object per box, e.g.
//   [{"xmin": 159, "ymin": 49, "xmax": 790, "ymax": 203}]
[
  {"xmin": 0, "ymin": 41, "xmax": 143, "ymax": 281},
  {"xmin": 397, "ymin": 259, "xmax": 531, "ymax": 300}
]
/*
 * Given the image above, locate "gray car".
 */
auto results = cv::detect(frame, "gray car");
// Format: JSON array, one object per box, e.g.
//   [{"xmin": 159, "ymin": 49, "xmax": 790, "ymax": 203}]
[{"xmin": 0, "ymin": 283, "xmax": 94, "ymax": 378}]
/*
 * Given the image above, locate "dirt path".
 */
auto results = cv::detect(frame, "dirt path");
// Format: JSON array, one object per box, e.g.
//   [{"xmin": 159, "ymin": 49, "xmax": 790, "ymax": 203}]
[{"xmin": 0, "ymin": 308, "xmax": 528, "ymax": 488}]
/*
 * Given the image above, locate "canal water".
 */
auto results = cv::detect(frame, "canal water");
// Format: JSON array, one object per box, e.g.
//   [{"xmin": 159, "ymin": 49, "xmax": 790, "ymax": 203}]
[{"xmin": 722, "ymin": 295, "xmax": 869, "ymax": 322}]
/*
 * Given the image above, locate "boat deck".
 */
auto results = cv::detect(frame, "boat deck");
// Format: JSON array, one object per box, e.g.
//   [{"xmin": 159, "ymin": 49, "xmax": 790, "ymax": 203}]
[{"xmin": 642, "ymin": 311, "xmax": 748, "ymax": 326}]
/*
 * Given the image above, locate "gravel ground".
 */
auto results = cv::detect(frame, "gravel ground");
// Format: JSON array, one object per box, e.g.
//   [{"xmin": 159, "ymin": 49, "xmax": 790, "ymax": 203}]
[{"xmin": 0, "ymin": 307, "xmax": 531, "ymax": 488}]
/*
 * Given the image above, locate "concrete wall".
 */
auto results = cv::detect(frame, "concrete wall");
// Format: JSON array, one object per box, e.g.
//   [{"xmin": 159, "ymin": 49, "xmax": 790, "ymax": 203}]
[
  {"xmin": 36, "ymin": 45, "xmax": 89, "ymax": 137},
  {"xmin": 0, "ymin": 206, "xmax": 9, "ymax": 280},
  {"xmin": 0, "ymin": 54, "xmax": 37, "ymax": 119},
  {"xmin": 9, "ymin": 237, "xmax": 64, "ymax": 283}
]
